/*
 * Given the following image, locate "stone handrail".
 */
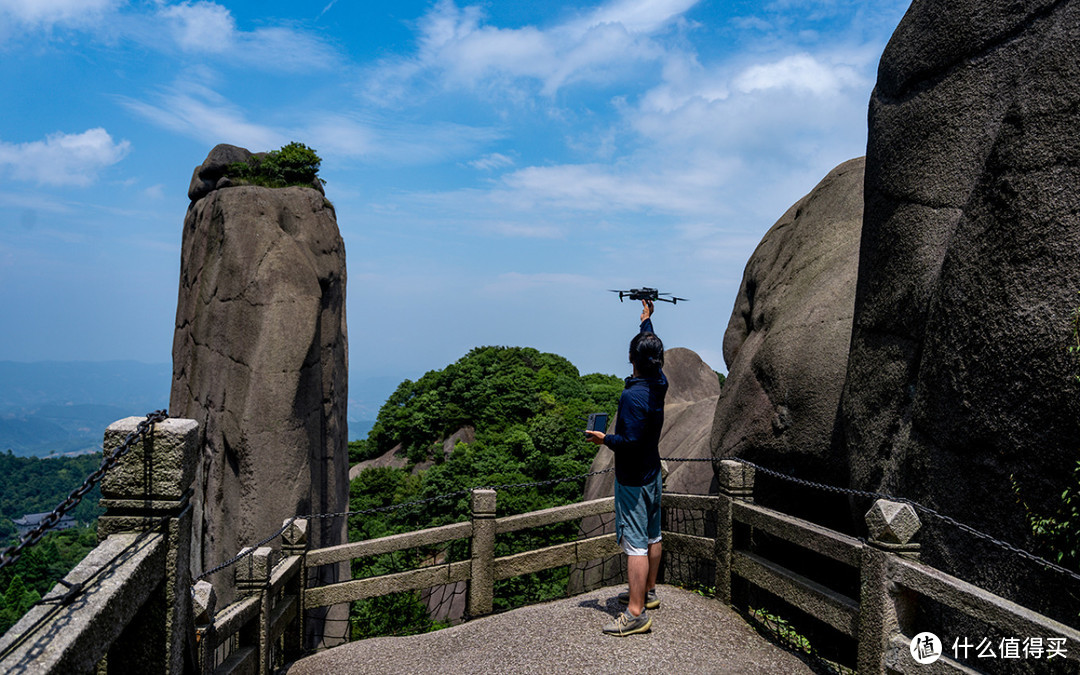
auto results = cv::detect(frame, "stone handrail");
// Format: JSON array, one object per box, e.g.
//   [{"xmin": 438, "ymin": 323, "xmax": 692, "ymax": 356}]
[
  {"xmin": 0, "ymin": 417, "xmax": 198, "ymax": 674},
  {"xmin": 4, "ymin": 417, "xmax": 1079, "ymax": 674}
]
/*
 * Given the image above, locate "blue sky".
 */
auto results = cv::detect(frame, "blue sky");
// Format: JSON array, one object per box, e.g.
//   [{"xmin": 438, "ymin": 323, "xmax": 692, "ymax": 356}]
[{"xmin": 0, "ymin": 0, "xmax": 910, "ymax": 419}]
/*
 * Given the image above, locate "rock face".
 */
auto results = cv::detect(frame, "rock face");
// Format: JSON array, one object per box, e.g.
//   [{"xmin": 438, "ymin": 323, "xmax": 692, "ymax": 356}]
[
  {"xmin": 843, "ymin": 0, "xmax": 1080, "ymax": 597},
  {"xmin": 710, "ymin": 158, "xmax": 863, "ymax": 520},
  {"xmin": 170, "ymin": 146, "xmax": 349, "ymax": 621}
]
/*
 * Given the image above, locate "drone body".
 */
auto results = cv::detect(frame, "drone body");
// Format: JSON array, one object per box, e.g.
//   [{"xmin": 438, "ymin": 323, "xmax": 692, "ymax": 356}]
[{"xmin": 609, "ymin": 287, "xmax": 688, "ymax": 305}]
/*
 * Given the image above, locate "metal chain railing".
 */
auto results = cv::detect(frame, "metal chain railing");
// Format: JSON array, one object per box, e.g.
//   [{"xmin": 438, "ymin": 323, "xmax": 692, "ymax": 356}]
[
  {"xmin": 667, "ymin": 455, "xmax": 1080, "ymax": 585},
  {"xmin": 0, "ymin": 409, "xmax": 169, "ymax": 572}
]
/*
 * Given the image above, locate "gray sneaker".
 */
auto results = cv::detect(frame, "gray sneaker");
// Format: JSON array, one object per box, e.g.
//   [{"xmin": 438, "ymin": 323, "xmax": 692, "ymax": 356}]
[
  {"xmin": 602, "ymin": 610, "xmax": 652, "ymax": 636},
  {"xmin": 617, "ymin": 589, "xmax": 660, "ymax": 610}
]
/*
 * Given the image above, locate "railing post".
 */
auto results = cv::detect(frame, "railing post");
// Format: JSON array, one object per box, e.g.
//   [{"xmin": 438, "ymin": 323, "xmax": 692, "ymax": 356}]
[
  {"xmin": 192, "ymin": 580, "xmax": 217, "ymax": 675},
  {"xmin": 97, "ymin": 416, "xmax": 198, "ymax": 675},
  {"xmin": 469, "ymin": 489, "xmax": 497, "ymax": 617},
  {"xmin": 714, "ymin": 459, "xmax": 753, "ymax": 605},
  {"xmin": 236, "ymin": 546, "xmax": 275, "ymax": 675},
  {"xmin": 282, "ymin": 518, "xmax": 309, "ymax": 659},
  {"xmin": 858, "ymin": 499, "xmax": 922, "ymax": 674}
]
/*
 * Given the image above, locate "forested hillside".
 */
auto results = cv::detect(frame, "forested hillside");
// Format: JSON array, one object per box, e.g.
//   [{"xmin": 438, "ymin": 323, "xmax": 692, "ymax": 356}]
[
  {"xmin": 0, "ymin": 452, "xmax": 104, "ymax": 633},
  {"xmin": 346, "ymin": 346, "xmax": 624, "ymax": 638}
]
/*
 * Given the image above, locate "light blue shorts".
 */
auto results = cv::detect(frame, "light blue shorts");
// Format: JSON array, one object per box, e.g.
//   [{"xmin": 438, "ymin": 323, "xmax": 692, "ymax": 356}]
[{"xmin": 614, "ymin": 472, "xmax": 662, "ymax": 556}]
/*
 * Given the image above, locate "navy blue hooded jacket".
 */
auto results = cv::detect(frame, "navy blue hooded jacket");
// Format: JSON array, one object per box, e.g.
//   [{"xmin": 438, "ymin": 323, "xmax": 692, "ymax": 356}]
[{"xmin": 604, "ymin": 318, "xmax": 667, "ymax": 486}]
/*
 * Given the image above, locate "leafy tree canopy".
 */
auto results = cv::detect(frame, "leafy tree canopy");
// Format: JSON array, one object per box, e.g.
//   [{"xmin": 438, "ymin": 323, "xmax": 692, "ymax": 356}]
[
  {"xmin": 227, "ymin": 141, "xmax": 325, "ymax": 188},
  {"xmin": 345, "ymin": 346, "xmax": 624, "ymax": 631}
]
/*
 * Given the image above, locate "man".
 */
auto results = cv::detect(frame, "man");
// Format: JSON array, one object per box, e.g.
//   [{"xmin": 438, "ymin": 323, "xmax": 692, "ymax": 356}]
[{"xmin": 586, "ymin": 299, "xmax": 666, "ymax": 636}]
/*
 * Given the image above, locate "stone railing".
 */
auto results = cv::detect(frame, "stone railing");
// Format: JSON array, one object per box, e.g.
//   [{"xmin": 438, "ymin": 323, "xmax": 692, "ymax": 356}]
[
  {"xmin": 691, "ymin": 461, "xmax": 1080, "ymax": 673},
  {"xmin": 0, "ymin": 416, "xmax": 198, "ymax": 674},
  {"xmin": 4, "ymin": 418, "xmax": 1079, "ymax": 674}
]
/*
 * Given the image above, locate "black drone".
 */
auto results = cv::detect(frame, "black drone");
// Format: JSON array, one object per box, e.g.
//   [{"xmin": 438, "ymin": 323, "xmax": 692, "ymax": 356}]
[{"xmin": 609, "ymin": 287, "xmax": 688, "ymax": 305}]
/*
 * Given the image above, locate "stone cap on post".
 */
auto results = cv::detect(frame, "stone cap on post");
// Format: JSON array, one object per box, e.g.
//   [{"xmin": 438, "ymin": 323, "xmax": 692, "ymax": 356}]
[
  {"xmin": 100, "ymin": 417, "xmax": 198, "ymax": 501},
  {"xmin": 282, "ymin": 518, "xmax": 309, "ymax": 557},
  {"xmin": 717, "ymin": 459, "xmax": 755, "ymax": 501},
  {"xmin": 98, "ymin": 416, "xmax": 198, "ymax": 538},
  {"xmin": 865, "ymin": 499, "xmax": 921, "ymax": 557},
  {"xmin": 192, "ymin": 580, "xmax": 217, "ymax": 627},
  {"xmin": 472, "ymin": 489, "xmax": 496, "ymax": 518},
  {"xmin": 236, "ymin": 547, "xmax": 276, "ymax": 597}
]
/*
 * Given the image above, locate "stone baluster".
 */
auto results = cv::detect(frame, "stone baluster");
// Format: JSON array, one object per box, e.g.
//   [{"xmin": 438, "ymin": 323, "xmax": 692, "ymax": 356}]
[
  {"xmin": 468, "ymin": 489, "xmax": 497, "ymax": 617},
  {"xmin": 858, "ymin": 499, "xmax": 922, "ymax": 674},
  {"xmin": 192, "ymin": 580, "xmax": 217, "ymax": 675},
  {"xmin": 281, "ymin": 518, "xmax": 308, "ymax": 660},
  {"xmin": 714, "ymin": 459, "xmax": 754, "ymax": 605},
  {"xmin": 235, "ymin": 546, "xmax": 275, "ymax": 675}
]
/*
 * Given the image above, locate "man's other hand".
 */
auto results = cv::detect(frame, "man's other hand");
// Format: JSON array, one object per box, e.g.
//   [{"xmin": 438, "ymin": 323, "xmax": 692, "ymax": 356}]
[{"xmin": 585, "ymin": 430, "xmax": 607, "ymax": 446}]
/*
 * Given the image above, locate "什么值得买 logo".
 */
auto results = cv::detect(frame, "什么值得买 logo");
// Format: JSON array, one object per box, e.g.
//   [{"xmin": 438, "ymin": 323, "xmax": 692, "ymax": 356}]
[{"xmin": 911, "ymin": 632, "xmax": 942, "ymax": 664}]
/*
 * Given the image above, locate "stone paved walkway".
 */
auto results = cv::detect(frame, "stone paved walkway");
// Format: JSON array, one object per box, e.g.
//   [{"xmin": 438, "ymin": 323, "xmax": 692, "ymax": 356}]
[{"xmin": 285, "ymin": 584, "xmax": 818, "ymax": 674}]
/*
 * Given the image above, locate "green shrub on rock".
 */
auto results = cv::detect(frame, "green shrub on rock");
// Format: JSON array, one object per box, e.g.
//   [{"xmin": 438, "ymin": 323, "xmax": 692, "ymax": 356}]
[{"xmin": 227, "ymin": 141, "xmax": 325, "ymax": 188}]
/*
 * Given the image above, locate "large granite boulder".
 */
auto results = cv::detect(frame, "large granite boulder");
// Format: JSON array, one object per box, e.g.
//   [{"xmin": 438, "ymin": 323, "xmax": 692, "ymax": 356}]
[
  {"xmin": 710, "ymin": 158, "xmax": 863, "ymax": 523},
  {"xmin": 843, "ymin": 0, "xmax": 1080, "ymax": 605},
  {"xmin": 170, "ymin": 146, "xmax": 349, "ymax": 628}
]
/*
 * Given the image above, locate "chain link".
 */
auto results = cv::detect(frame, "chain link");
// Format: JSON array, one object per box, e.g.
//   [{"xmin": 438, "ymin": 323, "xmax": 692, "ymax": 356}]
[{"xmin": 0, "ymin": 410, "xmax": 169, "ymax": 572}]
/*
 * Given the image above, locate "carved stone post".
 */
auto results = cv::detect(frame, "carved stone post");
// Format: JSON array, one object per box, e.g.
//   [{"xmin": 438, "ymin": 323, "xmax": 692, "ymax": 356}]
[
  {"xmin": 468, "ymin": 489, "xmax": 497, "ymax": 617},
  {"xmin": 281, "ymin": 518, "xmax": 309, "ymax": 660},
  {"xmin": 192, "ymin": 580, "xmax": 216, "ymax": 675},
  {"xmin": 98, "ymin": 416, "xmax": 198, "ymax": 675},
  {"xmin": 236, "ymin": 546, "xmax": 275, "ymax": 675},
  {"xmin": 858, "ymin": 499, "xmax": 922, "ymax": 674},
  {"xmin": 714, "ymin": 459, "xmax": 754, "ymax": 605}
]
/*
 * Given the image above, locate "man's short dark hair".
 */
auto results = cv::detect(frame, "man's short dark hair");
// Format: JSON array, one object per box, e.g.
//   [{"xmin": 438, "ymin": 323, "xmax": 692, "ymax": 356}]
[{"xmin": 629, "ymin": 331, "xmax": 664, "ymax": 377}]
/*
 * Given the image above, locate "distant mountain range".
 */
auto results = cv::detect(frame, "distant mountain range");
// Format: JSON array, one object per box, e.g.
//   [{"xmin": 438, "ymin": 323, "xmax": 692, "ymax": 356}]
[
  {"xmin": 0, "ymin": 361, "xmax": 171, "ymax": 457},
  {"xmin": 0, "ymin": 361, "xmax": 401, "ymax": 456}
]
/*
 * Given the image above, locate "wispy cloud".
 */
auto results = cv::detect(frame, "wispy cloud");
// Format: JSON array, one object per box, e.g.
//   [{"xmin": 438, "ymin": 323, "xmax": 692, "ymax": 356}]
[
  {"xmin": 0, "ymin": 0, "xmax": 339, "ymax": 71},
  {"xmin": 152, "ymin": 1, "xmax": 339, "ymax": 71},
  {"xmin": 467, "ymin": 152, "xmax": 515, "ymax": 171},
  {"xmin": 0, "ymin": 0, "xmax": 119, "ymax": 28},
  {"xmin": 0, "ymin": 129, "xmax": 131, "ymax": 186},
  {"xmin": 366, "ymin": 0, "xmax": 700, "ymax": 102},
  {"xmin": 159, "ymin": 1, "xmax": 236, "ymax": 53},
  {"xmin": 120, "ymin": 83, "xmax": 285, "ymax": 150},
  {"xmin": 122, "ymin": 82, "xmax": 501, "ymax": 164}
]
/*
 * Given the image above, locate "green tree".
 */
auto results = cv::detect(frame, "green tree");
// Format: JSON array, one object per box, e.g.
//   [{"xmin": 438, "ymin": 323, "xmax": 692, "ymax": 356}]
[
  {"xmin": 344, "ymin": 346, "xmax": 625, "ymax": 637},
  {"xmin": 227, "ymin": 142, "xmax": 325, "ymax": 188}
]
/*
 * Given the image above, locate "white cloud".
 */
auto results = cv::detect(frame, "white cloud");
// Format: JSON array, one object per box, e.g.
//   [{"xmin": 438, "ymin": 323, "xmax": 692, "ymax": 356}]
[
  {"xmin": 0, "ymin": 129, "xmax": 131, "ymax": 186},
  {"xmin": 367, "ymin": 0, "xmax": 699, "ymax": 101},
  {"xmin": 468, "ymin": 153, "xmax": 515, "ymax": 171},
  {"xmin": 570, "ymin": 0, "xmax": 699, "ymax": 35},
  {"xmin": 733, "ymin": 53, "xmax": 863, "ymax": 96},
  {"xmin": 0, "ymin": 0, "xmax": 118, "ymax": 27},
  {"xmin": 120, "ymin": 83, "xmax": 285, "ymax": 150},
  {"xmin": 159, "ymin": 1, "xmax": 236, "ymax": 53},
  {"xmin": 123, "ymin": 83, "xmax": 500, "ymax": 165},
  {"xmin": 495, "ymin": 161, "xmax": 735, "ymax": 216}
]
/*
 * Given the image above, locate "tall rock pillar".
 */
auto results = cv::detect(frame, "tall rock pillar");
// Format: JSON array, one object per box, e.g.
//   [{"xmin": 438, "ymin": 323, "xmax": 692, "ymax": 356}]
[{"xmin": 170, "ymin": 144, "xmax": 349, "ymax": 643}]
